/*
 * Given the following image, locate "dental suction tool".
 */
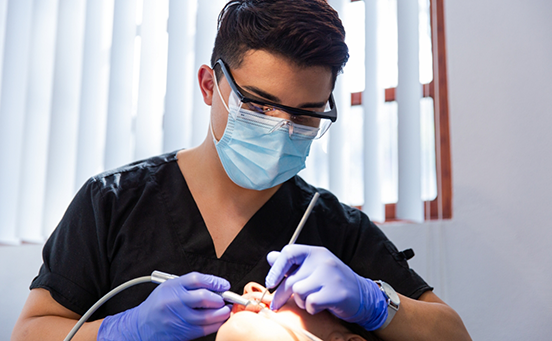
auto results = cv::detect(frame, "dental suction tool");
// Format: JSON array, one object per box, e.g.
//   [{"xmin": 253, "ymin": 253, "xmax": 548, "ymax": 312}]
[{"xmin": 64, "ymin": 271, "xmax": 256, "ymax": 341}]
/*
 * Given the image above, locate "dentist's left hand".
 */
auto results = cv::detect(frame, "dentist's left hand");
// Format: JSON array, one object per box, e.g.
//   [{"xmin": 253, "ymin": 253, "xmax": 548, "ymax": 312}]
[
  {"xmin": 265, "ymin": 245, "xmax": 388, "ymax": 331},
  {"xmin": 98, "ymin": 272, "xmax": 231, "ymax": 341}
]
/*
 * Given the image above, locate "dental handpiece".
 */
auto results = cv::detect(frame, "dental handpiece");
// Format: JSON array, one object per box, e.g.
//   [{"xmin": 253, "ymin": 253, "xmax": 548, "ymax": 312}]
[
  {"xmin": 152, "ymin": 271, "xmax": 258, "ymax": 307},
  {"xmin": 219, "ymin": 290, "xmax": 260, "ymax": 307},
  {"xmin": 64, "ymin": 271, "xmax": 254, "ymax": 341}
]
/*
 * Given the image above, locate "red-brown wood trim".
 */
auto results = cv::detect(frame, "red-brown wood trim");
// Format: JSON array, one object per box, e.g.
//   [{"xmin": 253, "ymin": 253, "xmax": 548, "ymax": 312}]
[
  {"xmin": 352, "ymin": 84, "xmax": 431, "ymax": 105},
  {"xmin": 428, "ymin": 0, "xmax": 452, "ymax": 219},
  {"xmin": 385, "ymin": 88, "xmax": 395, "ymax": 102},
  {"xmin": 351, "ymin": 92, "xmax": 362, "ymax": 106}
]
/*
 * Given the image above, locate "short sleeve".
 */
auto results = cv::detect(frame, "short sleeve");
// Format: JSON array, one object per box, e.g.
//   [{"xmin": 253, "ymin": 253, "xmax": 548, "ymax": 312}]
[
  {"xmin": 288, "ymin": 177, "xmax": 432, "ymax": 301},
  {"xmin": 347, "ymin": 212, "xmax": 432, "ymax": 299},
  {"xmin": 30, "ymin": 178, "xmax": 111, "ymax": 315}
]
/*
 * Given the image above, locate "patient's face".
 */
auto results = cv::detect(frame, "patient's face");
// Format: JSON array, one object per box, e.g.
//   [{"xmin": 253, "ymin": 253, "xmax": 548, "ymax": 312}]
[{"xmin": 216, "ymin": 282, "xmax": 366, "ymax": 341}]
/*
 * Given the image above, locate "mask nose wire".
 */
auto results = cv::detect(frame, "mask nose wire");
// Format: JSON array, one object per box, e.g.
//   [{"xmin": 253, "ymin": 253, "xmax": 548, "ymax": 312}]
[{"xmin": 268, "ymin": 119, "xmax": 294, "ymax": 138}]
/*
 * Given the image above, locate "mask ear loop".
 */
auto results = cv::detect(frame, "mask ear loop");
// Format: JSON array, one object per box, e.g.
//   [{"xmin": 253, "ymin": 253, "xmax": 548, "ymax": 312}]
[
  {"xmin": 213, "ymin": 70, "xmax": 231, "ymax": 113},
  {"xmin": 210, "ymin": 69, "xmax": 231, "ymax": 143}
]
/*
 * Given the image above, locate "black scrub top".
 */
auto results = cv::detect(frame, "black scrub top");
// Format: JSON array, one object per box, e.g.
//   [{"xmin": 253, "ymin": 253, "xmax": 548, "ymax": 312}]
[{"xmin": 31, "ymin": 151, "xmax": 431, "ymax": 341}]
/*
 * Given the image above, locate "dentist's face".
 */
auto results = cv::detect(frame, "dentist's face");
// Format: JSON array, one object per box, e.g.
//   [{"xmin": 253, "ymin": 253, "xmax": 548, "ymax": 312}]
[{"xmin": 209, "ymin": 49, "xmax": 333, "ymax": 142}]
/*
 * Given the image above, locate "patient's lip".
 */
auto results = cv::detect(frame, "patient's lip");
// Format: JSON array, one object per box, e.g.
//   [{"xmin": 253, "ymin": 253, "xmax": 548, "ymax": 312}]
[{"xmin": 231, "ymin": 292, "xmax": 271, "ymax": 314}]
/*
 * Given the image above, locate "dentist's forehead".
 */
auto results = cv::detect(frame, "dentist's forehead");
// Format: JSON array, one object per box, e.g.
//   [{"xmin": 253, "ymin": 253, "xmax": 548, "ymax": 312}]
[{"xmin": 230, "ymin": 50, "xmax": 332, "ymax": 109}]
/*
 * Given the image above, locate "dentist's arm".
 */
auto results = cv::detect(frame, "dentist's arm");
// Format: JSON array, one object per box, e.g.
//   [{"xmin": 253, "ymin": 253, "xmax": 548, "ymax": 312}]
[
  {"xmin": 12, "ymin": 272, "xmax": 232, "ymax": 341},
  {"xmin": 266, "ymin": 245, "xmax": 471, "ymax": 341},
  {"xmin": 13, "ymin": 288, "xmax": 102, "ymax": 341}
]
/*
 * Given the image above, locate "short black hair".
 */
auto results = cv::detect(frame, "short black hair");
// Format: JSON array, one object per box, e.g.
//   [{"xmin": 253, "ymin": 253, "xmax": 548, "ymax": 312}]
[{"xmin": 211, "ymin": 0, "xmax": 349, "ymax": 88}]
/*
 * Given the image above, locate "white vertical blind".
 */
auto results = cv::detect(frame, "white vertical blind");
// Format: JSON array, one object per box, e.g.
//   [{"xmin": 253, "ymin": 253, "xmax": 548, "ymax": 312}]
[
  {"xmin": 190, "ymin": 0, "xmax": 227, "ymax": 148},
  {"xmin": 134, "ymin": 0, "xmax": 168, "ymax": 160},
  {"xmin": 0, "ymin": 0, "xmax": 9, "ymax": 95},
  {"xmin": 0, "ymin": 0, "xmax": 34, "ymax": 244},
  {"xmin": 18, "ymin": 0, "xmax": 59, "ymax": 242},
  {"xmin": 42, "ymin": 0, "xmax": 87, "ymax": 237},
  {"xmin": 362, "ymin": 0, "xmax": 385, "ymax": 222},
  {"xmin": 75, "ymin": 0, "xmax": 113, "ymax": 190},
  {"xmin": 327, "ymin": 0, "xmax": 349, "ymax": 201},
  {"xmin": 396, "ymin": 0, "xmax": 423, "ymax": 222},
  {"xmin": 104, "ymin": 0, "xmax": 138, "ymax": 170},
  {"xmin": 164, "ymin": 0, "xmax": 197, "ymax": 151}
]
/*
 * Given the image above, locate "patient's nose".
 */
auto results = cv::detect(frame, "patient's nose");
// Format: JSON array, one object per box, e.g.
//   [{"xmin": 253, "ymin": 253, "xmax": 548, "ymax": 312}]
[{"xmin": 244, "ymin": 282, "xmax": 265, "ymax": 294}]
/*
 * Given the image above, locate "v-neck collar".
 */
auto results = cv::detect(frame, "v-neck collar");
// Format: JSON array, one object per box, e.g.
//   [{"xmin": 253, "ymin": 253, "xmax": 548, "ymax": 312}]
[
  {"xmin": 176, "ymin": 169, "xmax": 297, "ymax": 261},
  {"xmin": 160, "ymin": 154, "xmax": 308, "ymax": 286}
]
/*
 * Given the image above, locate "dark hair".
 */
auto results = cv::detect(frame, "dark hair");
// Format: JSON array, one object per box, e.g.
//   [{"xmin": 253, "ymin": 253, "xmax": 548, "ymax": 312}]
[{"xmin": 210, "ymin": 0, "xmax": 349, "ymax": 87}]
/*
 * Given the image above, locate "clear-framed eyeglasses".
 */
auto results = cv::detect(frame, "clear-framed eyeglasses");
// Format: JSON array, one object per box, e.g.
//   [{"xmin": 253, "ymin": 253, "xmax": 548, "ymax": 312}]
[{"xmin": 214, "ymin": 59, "xmax": 337, "ymax": 139}]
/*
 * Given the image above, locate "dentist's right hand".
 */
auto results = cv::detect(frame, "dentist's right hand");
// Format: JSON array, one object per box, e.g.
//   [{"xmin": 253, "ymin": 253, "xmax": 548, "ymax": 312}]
[{"xmin": 97, "ymin": 272, "xmax": 231, "ymax": 341}]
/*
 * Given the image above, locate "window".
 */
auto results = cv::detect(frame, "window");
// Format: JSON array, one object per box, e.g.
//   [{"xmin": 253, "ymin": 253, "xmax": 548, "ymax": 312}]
[{"xmin": 346, "ymin": 0, "xmax": 451, "ymax": 221}]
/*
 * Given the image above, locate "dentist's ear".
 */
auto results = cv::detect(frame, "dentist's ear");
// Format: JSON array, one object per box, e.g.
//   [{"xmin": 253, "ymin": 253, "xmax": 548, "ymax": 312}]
[{"xmin": 198, "ymin": 64, "xmax": 215, "ymax": 105}]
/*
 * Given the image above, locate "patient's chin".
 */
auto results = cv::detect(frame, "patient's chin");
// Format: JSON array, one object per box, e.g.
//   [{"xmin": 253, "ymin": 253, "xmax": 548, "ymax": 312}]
[{"xmin": 217, "ymin": 311, "xmax": 297, "ymax": 341}]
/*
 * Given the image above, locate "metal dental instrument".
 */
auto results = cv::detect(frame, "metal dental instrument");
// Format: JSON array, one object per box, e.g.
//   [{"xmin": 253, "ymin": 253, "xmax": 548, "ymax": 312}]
[
  {"xmin": 260, "ymin": 192, "xmax": 320, "ymax": 304},
  {"xmin": 288, "ymin": 192, "xmax": 320, "ymax": 245},
  {"xmin": 151, "ymin": 271, "xmax": 258, "ymax": 307},
  {"xmin": 152, "ymin": 271, "xmax": 259, "ymax": 307},
  {"xmin": 219, "ymin": 290, "xmax": 261, "ymax": 307}
]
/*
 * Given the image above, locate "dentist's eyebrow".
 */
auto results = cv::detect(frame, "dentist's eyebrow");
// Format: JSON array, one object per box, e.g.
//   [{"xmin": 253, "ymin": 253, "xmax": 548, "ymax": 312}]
[{"xmin": 243, "ymin": 85, "xmax": 327, "ymax": 109}]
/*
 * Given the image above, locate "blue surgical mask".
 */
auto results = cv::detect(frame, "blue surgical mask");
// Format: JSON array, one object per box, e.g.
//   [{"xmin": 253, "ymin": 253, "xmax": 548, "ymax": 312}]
[{"xmin": 212, "ymin": 83, "xmax": 316, "ymax": 191}]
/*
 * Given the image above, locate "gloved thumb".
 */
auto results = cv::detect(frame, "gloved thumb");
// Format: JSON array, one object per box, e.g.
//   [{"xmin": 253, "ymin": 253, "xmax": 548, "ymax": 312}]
[
  {"xmin": 266, "ymin": 251, "xmax": 281, "ymax": 266},
  {"xmin": 180, "ymin": 272, "xmax": 231, "ymax": 292}
]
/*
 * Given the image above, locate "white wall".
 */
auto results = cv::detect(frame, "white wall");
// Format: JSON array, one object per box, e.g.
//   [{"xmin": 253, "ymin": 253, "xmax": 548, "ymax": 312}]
[
  {"xmin": 382, "ymin": 0, "xmax": 552, "ymax": 339},
  {"xmin": 0, "ymin": 244, "xmax": 43, "ymax": 338},
  {"xmin": 2, "ymin": 0, "xmax": 552, "ymax": 339}
]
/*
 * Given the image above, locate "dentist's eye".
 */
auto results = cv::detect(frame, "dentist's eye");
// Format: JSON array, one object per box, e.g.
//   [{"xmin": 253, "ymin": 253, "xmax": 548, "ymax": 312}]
[
  {"xmin": 246, "ymin": 102, "xmax": 276, "ymax": 114},
  {"xmin": 290, "ymin": 115, "xmax": 320, "ymax": 128}
]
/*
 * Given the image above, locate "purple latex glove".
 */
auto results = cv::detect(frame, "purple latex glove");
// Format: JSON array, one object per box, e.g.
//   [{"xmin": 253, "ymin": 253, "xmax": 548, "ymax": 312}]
[
  {"xmin": 98, "ymin": 272, "xmax": 231, "ymax": 341},
  {"xmin": 265, "ymin": 245, "xmax": 389, "ymax": 331}
]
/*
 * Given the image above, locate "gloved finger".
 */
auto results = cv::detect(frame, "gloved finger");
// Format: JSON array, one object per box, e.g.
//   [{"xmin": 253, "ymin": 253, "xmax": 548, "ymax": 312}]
[
  {"xmin": 270, "ymin": 280, "xmax": 291, "ymax": 310},
  {"xmin": 179, "ymin": 272, "xmax": 231, "ymax": 292},
  {"xmin": 266, "ymin": 251, "xmax": 280, "ymax": 266},
  {"xmin": 181, "ymin": 287, "xmax": 227, "ymax": 309},
  {"xmin": 303, "ymin": 287, "xmax": 348, "ymax": 316},
  {"xmin": 287, "ymin": 267, "xmax": 327, "ymax": 312},
  {"xmin": 265, "ymin": 245, "xmax": 310, "ymax": 289},
  {"xmin": 268, "ymin": 266, "xmax": 308, "ymax": 311},
  {"xmin": 180, "ymin": 305, "xmax": 231, "ymax": 326},
  {"xmin": 292, "ymin": 270, "xmax": 325, "ymax": 309}
]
